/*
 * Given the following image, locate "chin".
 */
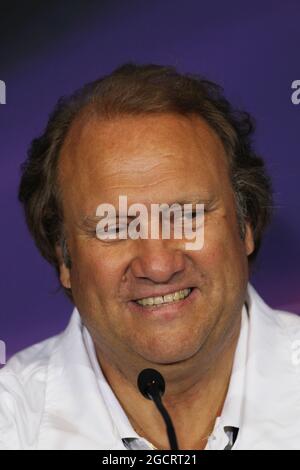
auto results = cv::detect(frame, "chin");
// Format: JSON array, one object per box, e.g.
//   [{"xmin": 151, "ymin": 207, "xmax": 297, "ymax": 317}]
[{"xmin": 136, "ymin": 343, "xmax": 200, "ymax": 365}]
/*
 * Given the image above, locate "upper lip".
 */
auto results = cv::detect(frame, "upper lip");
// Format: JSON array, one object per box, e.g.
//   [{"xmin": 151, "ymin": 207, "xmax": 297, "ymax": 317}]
[{"xmin": 131, "ymin": 286, "xmax": 194, "ymax": 302}]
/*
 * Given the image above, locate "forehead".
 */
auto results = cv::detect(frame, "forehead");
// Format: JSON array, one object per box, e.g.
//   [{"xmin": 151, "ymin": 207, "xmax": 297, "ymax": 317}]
[{"xmin": 58, "ymin": 112, "xmax": 231, "ymax": 217}]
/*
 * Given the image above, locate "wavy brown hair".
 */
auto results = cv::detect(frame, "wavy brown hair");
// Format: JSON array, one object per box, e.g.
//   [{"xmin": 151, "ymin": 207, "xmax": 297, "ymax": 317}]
[{"xmin": 19, "ymin": 63, "xmax": 274, "ymax": 301}]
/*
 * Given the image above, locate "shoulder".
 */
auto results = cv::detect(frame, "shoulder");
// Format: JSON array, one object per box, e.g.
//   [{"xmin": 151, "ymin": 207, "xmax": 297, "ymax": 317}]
[
  {"xmin": 247, "ymin": 283, "xmax": 300, "ymax": 336},
  {"xmin": 248, "ymin": 283, "xmax": 300, "ymax": 399},
  {"xmin": 236, "ymin": 285, "xmax": 300, "ymax": 448},
  {"xmin": 246, "ymin": 284, "xmax": 300, "ymax": 396},
  {"xmin": 0, "ymin": 332, "xmax": 63, "ymax": 449}
]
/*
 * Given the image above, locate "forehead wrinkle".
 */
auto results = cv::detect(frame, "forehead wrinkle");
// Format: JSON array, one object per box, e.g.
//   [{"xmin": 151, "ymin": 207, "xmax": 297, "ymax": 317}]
[
  {"xmin": 105, "ymin": 177, "xmax": 184, "ymax": 189},
  {"xmin": 99, "ymin": 173, "xmax": 199, "ymax": 198},
  {"xmin": 88, "ymin": 151, "xmax": 213, "ymax": 189},
  {"xmin": 95, "ymin": 158, "xmax": 173, "ymax": 181}
]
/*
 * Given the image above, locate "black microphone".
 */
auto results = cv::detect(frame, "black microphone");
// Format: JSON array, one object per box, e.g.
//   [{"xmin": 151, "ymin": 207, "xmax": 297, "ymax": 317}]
[{"xmin": 137, "ymin": 368, "xmax": 179, "ymax": 450}]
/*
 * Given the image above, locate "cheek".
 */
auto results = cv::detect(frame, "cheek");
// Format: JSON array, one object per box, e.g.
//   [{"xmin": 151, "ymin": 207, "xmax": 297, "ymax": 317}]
[
  {"xmin": 70, "ymin": 242, "xmax": 125, "ymax": 298},
  {"xmin": 191, "ymin": 241, "xmax": 227, "ymax": 276},
  {"xmin": 192, "ymin": 218, "xmax": 246, "ymax": 273}
]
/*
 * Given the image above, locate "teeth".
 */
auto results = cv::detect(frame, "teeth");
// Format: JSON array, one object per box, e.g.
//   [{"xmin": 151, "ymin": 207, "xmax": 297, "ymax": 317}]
[
  {"xmin": 136, "ymin": 288, "xmax": 192, "ymax": 307},
  {"xmin": 173, "ymin": 291, "xmax": 180, "ymax": 300}
]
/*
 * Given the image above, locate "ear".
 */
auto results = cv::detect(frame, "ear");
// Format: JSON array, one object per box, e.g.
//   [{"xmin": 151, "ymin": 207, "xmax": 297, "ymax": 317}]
[
  {"xmin": 244, "ymin": 221, "xmax": 255, "ymax": 256},
  {"xmin": 55, "ymin": 243, "xmax": 71, "ymax": 289}
]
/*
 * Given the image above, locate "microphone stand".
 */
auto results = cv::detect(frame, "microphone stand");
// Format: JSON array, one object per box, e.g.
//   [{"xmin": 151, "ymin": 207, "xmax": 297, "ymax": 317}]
[{"xmin": 137, "ymin": 368, "xmax": 179, "ymax": 450}]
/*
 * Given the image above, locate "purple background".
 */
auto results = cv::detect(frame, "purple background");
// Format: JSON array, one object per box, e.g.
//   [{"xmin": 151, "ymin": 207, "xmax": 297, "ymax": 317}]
[{"xmin": 0, "ymin": 0, "xmax": 299, "ymax": 361}]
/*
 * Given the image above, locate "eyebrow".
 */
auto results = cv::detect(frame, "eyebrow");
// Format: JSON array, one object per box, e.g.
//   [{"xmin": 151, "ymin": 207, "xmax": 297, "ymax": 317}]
[
  {"xmin": 78, "ymin": 214, "xmax": 132, "ymax": 229},
  {"xmin": 170, "ymin": 196, "xmax": 216, "ymax": 206},
  {"xmin": 77, "ymin": 194, "xmax": 217, "ymax": 229}
]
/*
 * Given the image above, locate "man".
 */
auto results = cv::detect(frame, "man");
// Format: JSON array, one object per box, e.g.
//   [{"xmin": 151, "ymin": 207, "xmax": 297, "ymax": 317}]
[{"xmin": 1, "ymin": 64, "xmax": 299, "ymax": 450}]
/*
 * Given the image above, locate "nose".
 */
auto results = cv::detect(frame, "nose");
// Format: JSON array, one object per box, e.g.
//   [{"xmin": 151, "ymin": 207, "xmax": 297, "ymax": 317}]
[{"xmin": 130, "ymin": 239, "xmax": 186, "ymax": 283}]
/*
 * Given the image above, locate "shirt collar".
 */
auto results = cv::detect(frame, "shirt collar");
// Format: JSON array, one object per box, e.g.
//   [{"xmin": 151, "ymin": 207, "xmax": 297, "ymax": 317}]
[
  {"xmin": 82, "ymin": 326, "xmax": 147, "ymax": 445},
  {"xmin": 219, "ymin": 300, "xmax": 249, "ymax": 429},
  {"xmin": 206, "ymin": 301, "xmax": 249, "ymax": 449}
]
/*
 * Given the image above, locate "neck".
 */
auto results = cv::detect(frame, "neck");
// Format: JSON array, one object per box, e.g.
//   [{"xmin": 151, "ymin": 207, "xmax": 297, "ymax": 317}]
[{"xmin": 96, "ymin": 315, "xmax": 241, "ymax": 450}]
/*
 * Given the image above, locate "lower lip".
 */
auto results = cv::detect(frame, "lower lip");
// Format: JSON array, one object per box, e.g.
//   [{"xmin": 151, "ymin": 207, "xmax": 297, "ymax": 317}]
[{"xmin": 128, "ymin": 287, "xmax": 198, "ymax": 320}]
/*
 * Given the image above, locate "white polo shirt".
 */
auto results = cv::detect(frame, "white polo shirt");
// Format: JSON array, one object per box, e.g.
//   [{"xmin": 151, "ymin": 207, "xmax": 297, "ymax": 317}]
[{"xmin": 0, "ymin": 284, "xmax": 299, "ymax": 450}]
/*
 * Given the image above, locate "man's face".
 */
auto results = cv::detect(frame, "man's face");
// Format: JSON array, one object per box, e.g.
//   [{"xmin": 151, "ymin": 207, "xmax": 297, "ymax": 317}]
[{"xmin": 58, "ymin": 113, "xmax": 254, "ymax": 369}]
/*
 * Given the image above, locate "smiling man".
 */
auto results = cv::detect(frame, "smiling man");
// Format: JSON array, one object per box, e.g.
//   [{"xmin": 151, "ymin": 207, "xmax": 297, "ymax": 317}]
[{"xmin": 1, "ymin": 64, "xmax": 299, "ymax": 450}]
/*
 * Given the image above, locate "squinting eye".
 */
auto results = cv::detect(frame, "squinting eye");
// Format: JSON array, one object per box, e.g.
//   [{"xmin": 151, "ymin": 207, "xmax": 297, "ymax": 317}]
[
  {"xmin": 186, "ymin": 212, "xmax": 196, "ymax": 219},
  {"xmin": 96, "ymin": 224, "xmax": 128, "ymax": 240},
  {"xmin": 107, "ymin": 225, "xmax": 127, "ymax": 234},
  {"xmin": 116, "ymin": 225, "xmax": 128, "ymax": 234},
  {"xmin": 183, "ymin": 211, "xmax": 202, "ymax": 219}
]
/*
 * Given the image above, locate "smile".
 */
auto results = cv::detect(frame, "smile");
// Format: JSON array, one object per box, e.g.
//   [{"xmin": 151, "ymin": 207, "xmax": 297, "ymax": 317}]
[{"xmin": 135, "ymin": 288, "xmax": 192, "ymax": 308}]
